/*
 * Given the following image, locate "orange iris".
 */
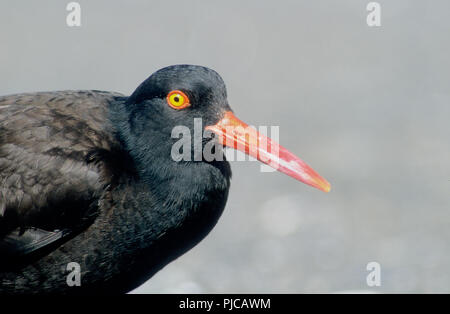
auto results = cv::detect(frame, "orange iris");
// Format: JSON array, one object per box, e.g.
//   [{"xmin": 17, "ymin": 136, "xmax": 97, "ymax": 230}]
[{"xmin": 167, "ymin": 90, "xmax": 190, "ymax": 110}]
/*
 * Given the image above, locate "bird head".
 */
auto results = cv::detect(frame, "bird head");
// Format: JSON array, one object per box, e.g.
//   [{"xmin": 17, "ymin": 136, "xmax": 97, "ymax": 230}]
[{"xmin": 124, "ymin": 64, "xmax": 330, "ymax": 192}]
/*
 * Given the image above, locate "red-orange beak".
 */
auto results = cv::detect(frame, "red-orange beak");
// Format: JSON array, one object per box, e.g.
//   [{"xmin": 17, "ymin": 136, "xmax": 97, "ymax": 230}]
[{"xmin": 206, "ymin": 111, "xmax": 331, "ymax": 192}]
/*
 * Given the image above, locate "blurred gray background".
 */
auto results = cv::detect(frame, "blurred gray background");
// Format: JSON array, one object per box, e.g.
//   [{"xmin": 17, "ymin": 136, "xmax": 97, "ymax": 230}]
[{"xmin": 1, "ymin": 0, "xmax": 449, "ymax": 293}]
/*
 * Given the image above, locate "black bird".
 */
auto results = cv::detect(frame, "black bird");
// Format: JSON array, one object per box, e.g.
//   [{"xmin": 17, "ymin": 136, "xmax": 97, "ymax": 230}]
[{"xmin": 0, "ymin": 65, "xmax": 330, "ymax": 294}]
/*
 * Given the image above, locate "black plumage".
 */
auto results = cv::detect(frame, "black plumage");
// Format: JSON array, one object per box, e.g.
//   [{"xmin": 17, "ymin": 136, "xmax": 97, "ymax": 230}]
[
  {"xmin": 0, "ymin": 65, "xmax": 232, "ymax": 294},
  {"xmin": 0, "ymin": 64, "xmax": 330, "ymax": 294}
]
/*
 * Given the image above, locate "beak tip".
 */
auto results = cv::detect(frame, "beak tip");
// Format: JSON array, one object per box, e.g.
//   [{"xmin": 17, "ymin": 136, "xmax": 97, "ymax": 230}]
[{"xmin": 315, "ymin": 179, "xmax": 331, "ymax": 193}]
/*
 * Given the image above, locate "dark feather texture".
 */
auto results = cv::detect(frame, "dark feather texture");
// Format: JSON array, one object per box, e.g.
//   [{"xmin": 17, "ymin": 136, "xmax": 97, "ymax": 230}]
[{"xmin": 0, "ymin": 65, "xmax": 232, "ymax": 294}]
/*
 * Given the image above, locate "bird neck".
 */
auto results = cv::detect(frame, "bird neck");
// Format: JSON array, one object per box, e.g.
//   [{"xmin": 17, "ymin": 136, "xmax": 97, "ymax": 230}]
[
  {"xmin": 110, "ymin": 116, "xmax": 232, "ymax": 288},
  {"xmin": 130, "ymin": 140, "xmax": 232, "ymax": 208}
]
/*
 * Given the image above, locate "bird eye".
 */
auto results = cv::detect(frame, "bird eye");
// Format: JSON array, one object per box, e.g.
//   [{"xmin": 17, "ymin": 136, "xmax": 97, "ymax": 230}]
[{"xmin": 167, "ymin": 90, "xmax": 190, "ymax": 110}]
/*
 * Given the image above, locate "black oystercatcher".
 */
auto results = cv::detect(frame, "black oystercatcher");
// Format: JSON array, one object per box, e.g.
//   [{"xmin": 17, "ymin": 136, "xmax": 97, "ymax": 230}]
[{"xmin": 0, "ymin": 65, "xmax": 330, "ymax": 294}]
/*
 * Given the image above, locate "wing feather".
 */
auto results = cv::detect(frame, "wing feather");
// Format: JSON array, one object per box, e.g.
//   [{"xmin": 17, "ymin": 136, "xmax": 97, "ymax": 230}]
[{"xmin": 0, "ymin": 91, "xmax": 124, "ymax": 240}]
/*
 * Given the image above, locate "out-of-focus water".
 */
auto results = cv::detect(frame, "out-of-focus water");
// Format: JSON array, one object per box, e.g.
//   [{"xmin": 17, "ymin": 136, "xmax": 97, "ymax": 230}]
[{"xmin": 1, "ymin": 1, "xmax": 449, "ymax": 293}]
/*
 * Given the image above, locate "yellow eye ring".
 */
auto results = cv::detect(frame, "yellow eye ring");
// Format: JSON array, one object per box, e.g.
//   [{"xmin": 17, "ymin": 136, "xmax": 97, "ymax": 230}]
[{"xmin": 167, "ymin": 90, "xmax": 190, "ymax": 110}]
